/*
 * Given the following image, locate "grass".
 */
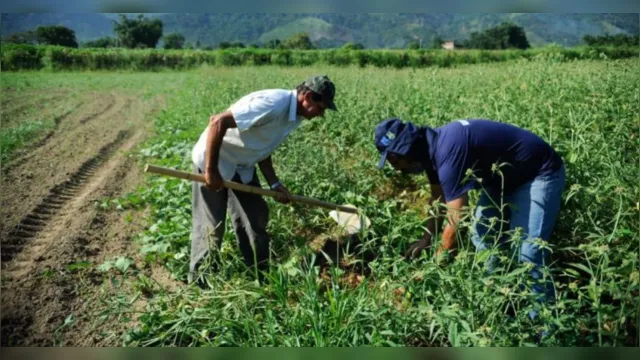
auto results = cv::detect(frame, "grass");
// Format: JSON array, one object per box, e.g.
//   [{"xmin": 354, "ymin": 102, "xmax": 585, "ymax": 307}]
[
  {"xmin": 1, "ymin": 118, "xmax": 54, "ymax": 164},
  {"xmin": 0, "ymin": 71, "xmax": 188, "ymax": 165},
  {"xmin": 133, "ymin": 60, "xmax": 639, "ymax": 346},
  {"xmin": 113, "ymin": 59, "xmax": 638, "ymax": 346},
  {"xmin": 3, "ymin": 58, "xmax": 638, "ymax": 346}
]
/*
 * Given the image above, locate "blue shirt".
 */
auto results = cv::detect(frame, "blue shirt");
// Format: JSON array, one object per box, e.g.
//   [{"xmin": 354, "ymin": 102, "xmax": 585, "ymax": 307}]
[{"xmin": 425, "ymin": 119, "xmax": 563, "ymax": 202}]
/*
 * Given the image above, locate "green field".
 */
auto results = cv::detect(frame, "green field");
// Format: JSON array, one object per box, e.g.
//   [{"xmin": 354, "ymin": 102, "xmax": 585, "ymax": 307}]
[
  {"xmin": 3, "ymin": 58, "xmax": 637, "ymax": 346},
  {"xmin": 112, "ymin": 59, "xmax": 638, "ymax": 346}
]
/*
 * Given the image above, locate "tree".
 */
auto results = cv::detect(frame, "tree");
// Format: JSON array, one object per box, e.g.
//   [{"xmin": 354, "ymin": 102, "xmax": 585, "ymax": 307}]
[
  {"xmin": 264, "ymin": 39, "xmax": 281, "ymax": 49},
  {"xmin": 84, "ymin": 37, "xmax": 116, "ymax": 48},
  {"xmin": 463, "ymin": 22, "xmax": 530, "ymax": 50},
  {"xmin": 113, "ymin": 14, "xmax": 163, "ymax": 49},
  {"xmin": 583, "ymin": 33, "xmax": 639, "ymax": 46},
  {"xmin": 282, "ymin": 33, "xmax": 315, "ymax": 50},
  {"xmin": 163, "ymin": 33, "xmax": 185, "ymax": 49},
  {"xmin": 406, "ymin": 40, "xmax": 420, "ymax": 49},
  {"xmin": 342, "ymin": 42, "xmax": 364, "ymax": 50},
  {"xmin": 430, "ymin": 35, "xmax": 444, "ymax": 49},
  {"xmin": 35, "ymin": 25, "xmax": 78, "ymax": 48},
  {"xmin": 218, "ymin": 41, "xmax": 245, "ymax": 49},
  {"xmin": 502, "ymin": 22, "xmax": 530, "ymax": 49},
  {"xmin": 4, "ymin": 30, "xmax": 37, "ymax": 45}
]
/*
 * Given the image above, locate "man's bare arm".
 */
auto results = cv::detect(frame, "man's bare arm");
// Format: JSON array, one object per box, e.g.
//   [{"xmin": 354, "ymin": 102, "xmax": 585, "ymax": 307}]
[
  {"xmin": 258, "ymin": 156, "xmax": 292, "ymax": 204},
  {"xmin": 204, "ymin": 111, "xmax": 236, "ymax": 190},
  {"xmin": 437, "ymin": 193, "xmax": 469, "ymax": 255}
]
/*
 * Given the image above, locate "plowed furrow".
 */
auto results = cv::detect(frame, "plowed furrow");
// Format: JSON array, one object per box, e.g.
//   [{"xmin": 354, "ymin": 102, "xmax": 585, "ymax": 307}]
[{"xmin": 1, "ymin": 130, "xmax": 130, "ymax": 265}]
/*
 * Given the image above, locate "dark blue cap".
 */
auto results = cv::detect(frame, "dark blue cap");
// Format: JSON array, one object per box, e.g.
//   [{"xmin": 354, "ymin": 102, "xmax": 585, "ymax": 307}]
[{"xmin": 374, "ymin": 118, "xmax": 421, "ymax": 169}]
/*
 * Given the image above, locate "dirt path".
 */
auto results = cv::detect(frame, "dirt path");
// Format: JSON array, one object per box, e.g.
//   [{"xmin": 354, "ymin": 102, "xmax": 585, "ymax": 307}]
[{"xmin": 1, "ymin": 90, "xmax": 178, "ymax": 346}]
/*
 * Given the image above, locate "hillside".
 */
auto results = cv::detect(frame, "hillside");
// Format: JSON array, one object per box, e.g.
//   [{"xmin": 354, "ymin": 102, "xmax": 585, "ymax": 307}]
[{"xmin": 1, "ymin": 13, "xmax": 638, "ymax": 48}]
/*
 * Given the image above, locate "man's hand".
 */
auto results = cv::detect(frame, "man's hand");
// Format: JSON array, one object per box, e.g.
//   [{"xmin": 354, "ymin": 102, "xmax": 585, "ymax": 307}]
[
  {"xmin": 405, "ymin": 237, "xmax": 432, "ymax": 260},
  {"xmin": 204, "ymin": 168, "xmax": 224, "ymax": 191},
  {"xmin": 273, "ymin": 183, "xmax": 293, "ymax": 204}
]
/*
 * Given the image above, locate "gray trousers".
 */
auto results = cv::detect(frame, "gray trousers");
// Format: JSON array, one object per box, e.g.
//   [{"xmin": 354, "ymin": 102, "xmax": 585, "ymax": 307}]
[{"xmin": 189, "ymin": 165, "xmax": 270, "ymax": 283}]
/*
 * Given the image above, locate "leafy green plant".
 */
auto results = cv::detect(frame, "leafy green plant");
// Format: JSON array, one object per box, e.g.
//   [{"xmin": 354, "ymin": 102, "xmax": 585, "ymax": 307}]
[{"xmin": 6, "ymin": 57, "xmax": 635, "ymax": 346}]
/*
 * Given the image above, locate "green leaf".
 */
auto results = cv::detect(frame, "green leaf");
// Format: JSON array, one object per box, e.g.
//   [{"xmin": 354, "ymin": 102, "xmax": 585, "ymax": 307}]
[
  {"xmin": 448, "ymin": 323, "xmax": 459, "ymax": 346},
  {"xmin": 115, "ymin": 257, "xmax": 134, "ymax": 274},
  {"xmin": 97, "ymin": 261, "xmax": 114, "ymax": 272},
  {"xmin": 569, "ymin": 263, "xmax": 593, "ymax": 277},
  {"xmin": 63, "ymin": 314, "xmax": 75, "ymax": 327}
]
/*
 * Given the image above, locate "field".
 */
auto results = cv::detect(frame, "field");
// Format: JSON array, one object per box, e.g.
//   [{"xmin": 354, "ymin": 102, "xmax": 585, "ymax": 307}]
[{"xmin": 1, "ymin": 58, "xmax": 638, "ymax": 346}]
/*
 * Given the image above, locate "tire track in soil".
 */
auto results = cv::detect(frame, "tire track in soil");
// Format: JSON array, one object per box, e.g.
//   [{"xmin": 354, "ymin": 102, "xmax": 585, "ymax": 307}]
[
  {"xmin": 1, "ymin": 93, "xmax": 179, "ymax": 346},
  {"xmin": 1, "ymin": 130, "xmax": 130, "ymax": 266},
  {"xmin": 0, "ymin": 129, "xmax": 140, "ymax": 346}
]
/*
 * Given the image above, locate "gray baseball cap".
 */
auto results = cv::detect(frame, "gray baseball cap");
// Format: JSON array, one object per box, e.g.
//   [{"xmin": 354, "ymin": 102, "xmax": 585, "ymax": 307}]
[{"xmin": 302, "ymin": 75, "xmax": 337, "ymax": 111}]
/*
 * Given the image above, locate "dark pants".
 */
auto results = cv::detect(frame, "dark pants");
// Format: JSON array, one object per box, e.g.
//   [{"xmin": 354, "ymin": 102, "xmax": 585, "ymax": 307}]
[{"xmin": 189, "ymin": 166, "xmax": 270, "ymax": 283}]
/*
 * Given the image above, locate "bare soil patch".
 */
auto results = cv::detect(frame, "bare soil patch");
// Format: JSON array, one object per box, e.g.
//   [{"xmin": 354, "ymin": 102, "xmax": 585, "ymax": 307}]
[{"xmin": 1, "ymin": 91, "xmax": 178, "ymax": 346}]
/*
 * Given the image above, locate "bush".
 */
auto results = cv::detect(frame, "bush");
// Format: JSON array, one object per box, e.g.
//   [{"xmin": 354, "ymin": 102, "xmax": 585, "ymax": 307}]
[
  {"xmin": 1, "ymin": 44, "xmax": 45, "ymax": 70},
  {"xmin": 2, "ymin": 44, "xmax": 638, "ymax": 72}
]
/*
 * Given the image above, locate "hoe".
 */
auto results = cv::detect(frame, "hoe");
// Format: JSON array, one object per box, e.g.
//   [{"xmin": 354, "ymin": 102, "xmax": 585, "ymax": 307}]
[{"xmin": 144, "ymin": 164, "xmax": 371, "ymax": 235}]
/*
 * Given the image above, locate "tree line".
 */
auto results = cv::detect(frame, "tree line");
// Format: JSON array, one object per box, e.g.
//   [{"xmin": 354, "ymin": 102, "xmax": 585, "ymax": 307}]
[
  {"xmin": 582, "ymin": 33, "xmax": 639, "ymax": 47},
  {"xmin": 3, "ymin": 16, "xmax": 638, "ymax": 50}
]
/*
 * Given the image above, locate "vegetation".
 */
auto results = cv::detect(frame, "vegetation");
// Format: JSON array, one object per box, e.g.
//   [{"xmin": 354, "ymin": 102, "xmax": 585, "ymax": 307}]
[
  {"xmin": 4, "ymin": 30, "xmax": 37, "ymax": 45},
  {"xmin": 83, "ymin": 37, "xmax": 117, "ymax": 48},
  {"xmin": 218, "ymin": 42, "xmax": 246, "ymax": 49},
  {"xmin": 113, "ymin": 14, "xmax": 163, "ymax": 49},
  {"xmin": 462, "ymin": 22, "xmax": 530, "ymax": 50},
  {"xmin": 34, "ymin": 25, "xmax": 79, "ymax": 48},
  {"xmin": 1, "ymin": 45, "xmax": 637, "ymax": 347},
  {"xmin": 583, "ymin": 34, "xmax": 639, "ymax": 47},
  {"xmin": 163, "ymin": 33, "xmax": 186, "ymax": 50},
  {"xmin": 281, "ymin": 33, "xmax": 316, "ymax": 50},
  {"xmin": 92, "ymin": 58, "xmax": 637, "ymax": 346},
  {"xmin": 342, "ymin": 42, "xmax": 365, "ymax": 50},
  {"xmin": 2, "ymin": 14, "xmax": 638, "ymax": 48},
  {"xmin": 1, "ymin": 44, "xmax": 637, "ymax": 72},
  {"xmin": 406, "ymin": 40, "xmax": 421, "ymax": 50},
  {"xmin": 3, "ymin": 26, "xmax": 79, "ymax": 48}
]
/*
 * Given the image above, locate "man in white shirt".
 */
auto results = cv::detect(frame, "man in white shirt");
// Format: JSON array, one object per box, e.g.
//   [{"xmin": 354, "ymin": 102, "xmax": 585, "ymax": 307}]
[{"xmin": 190, "ymin": 75, "xmax": 337, "ymax": 283}]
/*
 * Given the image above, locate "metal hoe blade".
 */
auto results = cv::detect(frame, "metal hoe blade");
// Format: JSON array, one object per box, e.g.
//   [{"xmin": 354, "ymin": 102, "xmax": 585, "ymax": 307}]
[{"xmin": 329, "ymin": 205, "xmax": 371, "ymax": 235}]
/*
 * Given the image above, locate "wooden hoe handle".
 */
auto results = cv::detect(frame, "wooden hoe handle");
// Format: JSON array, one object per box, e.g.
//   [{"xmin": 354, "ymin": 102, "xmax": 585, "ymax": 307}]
[{"xmin": 144, "ymin": 164, "xmax": 358, "ymax": 214}]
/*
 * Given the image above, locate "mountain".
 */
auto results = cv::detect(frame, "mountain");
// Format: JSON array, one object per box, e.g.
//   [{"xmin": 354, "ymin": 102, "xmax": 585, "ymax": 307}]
[
  {"xmin": 1, "ymin": 13, "xmax": 638, "ymax": 48},
  {"xmin": 1, "ymin": 13, "xmax": 115, "ymax": 40},
  {"xmin": 258, "ymin": 17, "xmax": 354, "ymax": 45}
]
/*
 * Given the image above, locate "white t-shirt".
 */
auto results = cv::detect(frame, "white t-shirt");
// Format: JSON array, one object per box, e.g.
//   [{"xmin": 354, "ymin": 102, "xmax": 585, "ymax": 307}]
[{"xmin": 191, "ymin": 89, "xmax": 302, "ymax": 184}]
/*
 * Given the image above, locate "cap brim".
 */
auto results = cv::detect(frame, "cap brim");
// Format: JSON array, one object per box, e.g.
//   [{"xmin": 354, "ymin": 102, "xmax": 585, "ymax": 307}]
[
  {"xmin": 327, "ymin": 100, "xmax": 337, "ymax": 111},
  {"xmin": 378, "ymin": 150, "xmax": 388, "ymax": 169}
]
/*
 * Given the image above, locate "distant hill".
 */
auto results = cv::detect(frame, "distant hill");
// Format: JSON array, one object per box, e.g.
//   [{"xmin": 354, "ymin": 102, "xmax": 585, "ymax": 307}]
[
  {"xmin": 1, "ymin": 13, "xmax": 115, "ymax": 40},
  {"xmin": 258, "ymin": 17, "xmax": 354, "ymax": 46},
  {"xmin": 2, "ymin": 13, "xmax": 638, "ymax": 48}
]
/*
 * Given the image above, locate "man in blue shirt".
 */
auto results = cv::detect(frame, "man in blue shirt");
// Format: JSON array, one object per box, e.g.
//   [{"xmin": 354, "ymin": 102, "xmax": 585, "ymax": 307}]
[{"xmin": 374, "ymin": 118, "xmax": 565, "ymax": 305}]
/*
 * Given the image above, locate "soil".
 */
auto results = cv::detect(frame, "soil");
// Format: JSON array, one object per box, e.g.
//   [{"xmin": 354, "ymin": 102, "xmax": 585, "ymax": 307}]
[{"xmin": 1, "ymin": 89, "xmax": 179, "ymax": 346}]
